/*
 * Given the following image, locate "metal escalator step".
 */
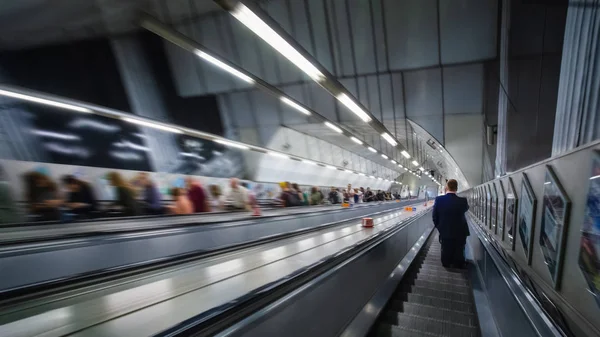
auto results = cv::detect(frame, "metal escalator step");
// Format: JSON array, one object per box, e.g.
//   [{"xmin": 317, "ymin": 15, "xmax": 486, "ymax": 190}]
[
  {"xmin": 401, "ymin": 292, "xmax": 474, "ymax": 313},
  {"xmin": 418, "ymin": 270, "xmax": 468, "ymax": 281},
  {"xmin": 413, "ymin": 279, "xmax": 470, "ymax": 294},
  {"xmin": 371, "ymin": 323, "xmax": 431, "ymax": 337},
  {"xmin": 419, "ymin": 264, "xmax": 467, "ymax": 274},
  {"xmin": 409, "ymin": 285, "xmax": 471, "ymax": 302},
  {"xmin": 380, "ymin": 304, "xmax": 476, "ymax": 327},
  {"xmin": 416, "ymin": 274, "xmax": 469, "ymax": 286},
  {"xmin": 369, "ymin": 323, "xmax": 434, "ymax": 337},
  {"xmin": 401, "ymin": 302, "xmax": 477, "ymax": 327},
  {"xmin": 395, "ymin": 312, "xmax": 479, "ymax": 337}
]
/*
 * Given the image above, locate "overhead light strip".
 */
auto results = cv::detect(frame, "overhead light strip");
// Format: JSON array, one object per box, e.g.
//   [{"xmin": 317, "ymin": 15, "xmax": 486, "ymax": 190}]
[
  {"xmin": 324, "ymin": 121, "xmax": 343, "ymax": 133},
  {"xmin": 215, "ymin": 139, "xmax": 250, "ymax": 150},
  {"xmin": 280, "ymin": 97, "xmax": 311, "ymax": 115},
  {"xmin": 123, "ymin": 117, "xmax": 182, "ymax": 134},
  {"xmin": 350, "ymin": 136, "xmax": 363, "ymax": 145},
  {"xmin": 381, "ymin": 132, "xmax": 398, "ymax": 146},
  {"xmin": 194, "ymin": 50, "xmax": 254, "ymax": 84},
  {"xmin": 336, "ymin": 93, "xmax": 372, "ymax": 122},
  {"xmin": 401, "ymin": 151, "xmax": 411, "ymax": 159},
  {"xmin": 230, "ymin": 3, "xmax": 324, "ymax": 81},
  {"xmin": 0, "ymin": 89, "xmax": 92, "ymax": 113}
]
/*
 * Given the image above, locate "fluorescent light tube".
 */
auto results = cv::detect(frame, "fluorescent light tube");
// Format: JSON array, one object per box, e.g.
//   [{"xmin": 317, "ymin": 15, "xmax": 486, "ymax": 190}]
[
  {"xmin": 381, "ymin": 154, "xmax": 388, "ymax": 159},
  {"xmin": 215, "ymin": 139, "xmax": 250, "ymax": 150},
  {"xmin": 195, "ymin": 50, "xmax": 254, "ymax": 84},
  {"xmin": 231, "ymin": 4, "xmax": 324, "ymax": 81},
  {"xmin": 336, "ymin": 93, "xmax": 372, "ymax": 122},
  {"xmin": 325, "ymin": 165, "xmax": 336, "ymax": 170},
  {"xmin": 368, "ymin": 147, "xmax": 377, "ymax": 153},
  {"xmin": 0, "ymin": 89, "xmax": 92, "ymax": 113},
  {"xmin": 324, "ymin": 122, "xmax": 343, "ymax": 133},
  {"xmin": 123, "ymin": 117, "xmax": 182, "ymax": 134},
  {"xmin": 412, "ymin": 160, "xmax": 419, "ymax": 166},
  {"xmin": 303, "ymin": 160, "xmax": 316, "ymax": 165},
  {"xmin": 381, "ymin": 132, "xmax": 398, "ymax": 146},
  {"xmin": 280, "ymin": 97, "xmax": 310, "ymax": 115},
  {"xmin": 268, "ymin": 151, "xmax": 289, "ymax": 159},
  {"xmin": 350, "ymin": 136, "xmax": 363, "ymax": 145},
  {"xmin": 391, "ymin": 160, "xmax": 397, "ymax": 164},
  {"xmin": 401, "ymin": 150, "xmax": 410, "ymax": 158}
]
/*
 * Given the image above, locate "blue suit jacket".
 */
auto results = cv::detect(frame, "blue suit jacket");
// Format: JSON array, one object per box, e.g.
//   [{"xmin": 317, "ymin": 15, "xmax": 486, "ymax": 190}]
[{"xmin": 432, "ymin": 193, "xmax": 470, "ymax": 241}]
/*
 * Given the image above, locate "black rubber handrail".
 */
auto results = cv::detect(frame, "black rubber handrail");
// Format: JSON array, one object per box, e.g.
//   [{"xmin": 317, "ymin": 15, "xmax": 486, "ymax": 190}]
[
  {"xmin": 153, "ymin": 210, "xmax": 432, "ymax": 337},
  {"xmin": 0, "ymin": 204, "xmax": 415, "ymax": 306}
]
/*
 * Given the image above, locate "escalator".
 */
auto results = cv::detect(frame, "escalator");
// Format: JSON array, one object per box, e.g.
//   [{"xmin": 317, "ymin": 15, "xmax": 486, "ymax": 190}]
[{"xmin": 370, "ymin": 234, "xmax": 480, "ymax": 337}]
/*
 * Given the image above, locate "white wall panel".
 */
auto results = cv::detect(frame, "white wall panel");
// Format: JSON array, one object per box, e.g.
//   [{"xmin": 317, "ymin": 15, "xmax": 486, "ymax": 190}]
[
  {"xmin": 439, "ymin": 0, "xmax": 498, "ymax": 64},
  {"xmin": 443, "ymin": 63, "xmax": 484, "ymax": 115},
  {"xmin": 228, "ymin": 91, "xmax": 255, "ymax": 128},
  {"xmin": 444, "ymin": 114, "xmax": 483, "ymax": 186},
  {"xmin": 348, "ymin": 0, "xmax": 377, "ymax": 75},
  {"xmin": 383, "ymin": 0, "xmax": 439, "ymax": 70},
  {"xmin": 250, "ymin": 90, "xmax": 280, "ymax": 126},
  {"xmin": 307, "ymin": 0, "xmax": 335, "ymax": 74}
]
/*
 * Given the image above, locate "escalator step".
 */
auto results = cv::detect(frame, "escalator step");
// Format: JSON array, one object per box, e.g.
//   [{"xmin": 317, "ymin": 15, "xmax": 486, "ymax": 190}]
[
  {"xmin": 384, "ymin": 300, "xmax": 477, "ymax": 321},
  {"xmin": 401, "ymin": 293, "xmax": 474, "ymax": 313},
  {"xmin": 416, "ymin": 273, "xmax": 469, "ymax": 286},
  {"xmin": 418, "ymin": 270, "xmax": 468, "ymax": 281},
  {"xmin": 408, "ymin": 285, "xmax": 471, "ymax": 302},
  {"xmin": 413, "ymin": 279, "xmax": 470, "ymax": 294},
  {"xmin": 419, "ymin": 264, "xmax": 467, "ymax": 274},
  {"xmin": 371, "ymin": 323, "xmax": 431, "ymax": 337},
  {"xmin": 374, "ymin": 314, "xmax": 479, "ymax": 337}
]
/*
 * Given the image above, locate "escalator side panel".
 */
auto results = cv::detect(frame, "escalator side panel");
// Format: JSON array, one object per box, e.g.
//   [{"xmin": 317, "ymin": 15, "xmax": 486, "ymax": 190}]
[{"xmin": 213, "ymin": 211, "xmax": 434, "ymax": 337}]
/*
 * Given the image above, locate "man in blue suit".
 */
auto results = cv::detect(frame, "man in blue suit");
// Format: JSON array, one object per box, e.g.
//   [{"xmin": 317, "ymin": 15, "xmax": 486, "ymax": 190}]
[{"xmin": 432, "ymin": 179, "xmax": 470, "ymax": 268}]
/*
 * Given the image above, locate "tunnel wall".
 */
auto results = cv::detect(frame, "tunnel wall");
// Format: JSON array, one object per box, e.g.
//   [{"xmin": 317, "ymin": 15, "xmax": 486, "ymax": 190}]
[{"xmin": 462, "ymin": 140, "xmax": 600, "ymax": 337}]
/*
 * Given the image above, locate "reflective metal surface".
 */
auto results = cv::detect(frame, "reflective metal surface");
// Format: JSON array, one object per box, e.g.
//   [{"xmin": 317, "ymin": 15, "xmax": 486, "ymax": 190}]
[{"xmin": 0, "ymin": 203, "xmax": 430, "ymax": 337}]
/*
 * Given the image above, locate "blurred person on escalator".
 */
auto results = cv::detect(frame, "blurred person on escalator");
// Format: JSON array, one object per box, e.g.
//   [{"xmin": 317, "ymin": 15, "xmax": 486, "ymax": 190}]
[
  {"xmin": 279, "ymin": 182, "xmax": 301, "ymax": 207},
  {"xmin": 61, "ymin": 175, "xmax": 98, "ymax": 219},
  {"xmin": 363, "ymin": 187, "xmax": 375, "ymax": 202},
  {"xmin": 107, "ymin": 172, "xmax": 139, "ymax": 217},
  {"xmin": 291, "ymin": 183, "xmax": 305, "ymax": 205},
  {"xmin": 328, "ymin": 186, "xmax": 340, "ymax": 204},
  {"xmin": 0, "ymin": 166, "xmax": 20, "ymax": 223},
  {"xmin": 168, "ymin": 188, "xmax": 193, "ymax": 215},
  {"xmin": 24, "ymin": 171, "xmax": 62, "ymax": 221},
  {"xmin": 225, "ymin": 178, "xmax": 250, "ymax": 211},
  {"xmin": 309, "ymin": 186, "xmax": 323, "ymax": 205},
  {"xmin": 186, "ymin": 177, "xmax": 209, "ymax": 213},
  {"xmin": 208, "ymin": 184, "xmax": 225, "ymax": 211},
  {"xmin": 133, "ymin": 172, "xmax": 163, "ymax": 215}
]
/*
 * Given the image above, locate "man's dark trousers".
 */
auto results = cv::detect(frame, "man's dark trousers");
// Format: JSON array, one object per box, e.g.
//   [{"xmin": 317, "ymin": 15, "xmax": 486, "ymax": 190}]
[{"xmin": 440, "ymin": 238, "xmax": 466, "ymax": 268}]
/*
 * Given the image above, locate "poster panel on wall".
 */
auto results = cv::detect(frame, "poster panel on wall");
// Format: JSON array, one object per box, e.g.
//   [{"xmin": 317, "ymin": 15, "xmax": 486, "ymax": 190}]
[
  {"xmin": 486, "ymin": 185, "xmax": 492, "ymax": 229},
  {"xmin": 506, "ymin": 177, "xmax": 518, "ymax": 250},
  {"xmin": 579, "ymin": 151, "xmax": 600, "ymax": 308},
  {"xmin": 518, "ymin": 173, "xmax": 537, "ymax": 265},
  {"xmin": 540, "ymin": 165, "xmax": 571, "ymax": 289},
  {"xmin": 497, "ymin": 180, "xmax": 506, "ymax": 241},
  {"xmin": 491, "ymin": 183, "xmax": 498, "ymax": 234}
]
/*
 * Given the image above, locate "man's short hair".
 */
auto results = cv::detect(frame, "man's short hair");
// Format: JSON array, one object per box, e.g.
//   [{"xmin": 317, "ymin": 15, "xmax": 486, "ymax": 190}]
[{"xmin": 447, "ymin": 179, "xmax": 458, "ymax": 192}]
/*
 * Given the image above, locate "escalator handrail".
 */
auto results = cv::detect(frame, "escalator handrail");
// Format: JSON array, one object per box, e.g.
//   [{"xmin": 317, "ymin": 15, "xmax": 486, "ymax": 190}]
[
  {"xmin": 0, "ymin": 200, "xmax": 420, "ymax": 247},
  {"xmin": 0, "ymin": 203, "xmax": 416, "ymax": 304},
  {"xmin": 467, "ymin": 214, "xmax": 564, "ymax": 337},
  {"xmin": 154, "ymin": 209, "xmax": 433, "ymax": 337}
]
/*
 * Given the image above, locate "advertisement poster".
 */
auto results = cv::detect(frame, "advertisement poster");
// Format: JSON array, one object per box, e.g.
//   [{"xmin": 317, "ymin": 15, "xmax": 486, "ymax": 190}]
[
  {"xmin": 491, "ymin": 183, "xmax": 498, "ymax": 234},
  {"xmin": 540, "ymin": 166, "xmax": 570, "ymax": 288},
  {"xmin": 486, "ymin": 185, "xmax": 492, "ymax": 229},
  {"xmin": 497, "ymin": 180, "xmax": 506, "ymax": 240},
  {"xmin": 579, "ymin": 151, "xmax": 600, "ymax": 307},
  {"xmin": 518, "ymin": 173, "xmax": 537, "ymax": 264},
  {"xmin": 506, "ymin": 177, "xmax": 518, "ymax": 250}
]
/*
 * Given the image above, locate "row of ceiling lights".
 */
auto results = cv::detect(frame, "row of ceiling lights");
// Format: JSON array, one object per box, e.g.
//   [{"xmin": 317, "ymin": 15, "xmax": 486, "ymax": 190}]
[
  {"xmin": 0, "ymin": 86, "xmax": 407, "ymax": 183},
  {"xmin": 141, "ymin": 14, "xmax": 420, "ymax": 176}
]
